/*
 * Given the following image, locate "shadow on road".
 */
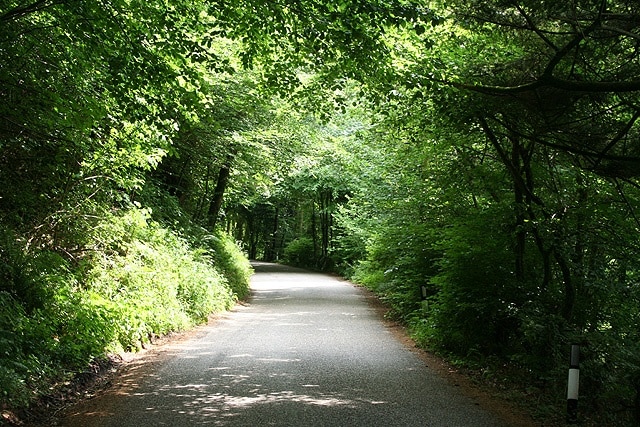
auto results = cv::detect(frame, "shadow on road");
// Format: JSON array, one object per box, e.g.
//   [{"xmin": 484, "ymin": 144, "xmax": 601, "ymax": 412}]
[
  {"xmin": 250, "ymin": 261, "xmax": 310, "ymax": 274},
  {"xmin": 58, "ymin": 259, "xmax": 532, "ymax": 427}
]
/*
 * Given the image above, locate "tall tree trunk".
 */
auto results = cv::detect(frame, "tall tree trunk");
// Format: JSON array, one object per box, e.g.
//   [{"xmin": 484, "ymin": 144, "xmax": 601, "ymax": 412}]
[
  {"xmin": 481, "ymin": 117, "xmax": 555, "ymax": 293},
  {"xmin": 512, "ymin": 136, "xmax": 526, "ymax": 282},
  {"xmin": 320, "ymin": 190, "xmax": 332, "ymax": 269},
  {"xmin": 555, "ymin": 250, "xmax": 575, "ymax": 321},
  {"xmin": 195, "ymin": 164, "xmax": 211, "ymax": 223},
  {"xmin": 268, "ymin": 207, "xmax": 279, "ymax": 261},
  {"xmin": 311, "ymin": 201, "xmax": 318, "ymax": 264},
  {"xmin": 246, "ymin": 213, "xmax": 258, "ymax": 260},
  {"xmin": 208, "ymin": 152, "xmax": 234, "ymax": 229}
]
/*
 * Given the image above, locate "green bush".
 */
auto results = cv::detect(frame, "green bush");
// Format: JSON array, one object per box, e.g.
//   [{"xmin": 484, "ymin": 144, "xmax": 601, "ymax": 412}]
[
  {"xmin": 427, "ymin": 212, "xmax": 526, "ymax": 357},
  {"xmin": 85, "ymin": 208, "xmax": 237, "ymax": 350},
  {"xmin": 0, "ymin": 248, "xmax": 114, "ymax": 409},
  {"xmin": 283, "ymin": 237, "xmax": 315, "ymax": 268},
  {"xmin": 351, "ymin": 222, "xmax": 439, "ymax": 323},
  {"xmin": 204, "ymin": 232, "xmax": 253, "ymax": 301},
  {"xmin": 0, "ymin": 291, "xmax": 30, "ymax": 407},
  {"xmin": 0, "ymin": 204, "xmax": 255, "ymax": 413}
]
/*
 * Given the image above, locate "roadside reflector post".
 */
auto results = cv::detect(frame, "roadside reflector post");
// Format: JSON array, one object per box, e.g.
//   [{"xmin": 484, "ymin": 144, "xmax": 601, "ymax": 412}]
[
  {"xmin": 420, "ymin": 285, "xmax": 428, "ymax": 300},
  {"xmin": 567, "ymin": 344, "xmax": 580, "ymax": 423}
]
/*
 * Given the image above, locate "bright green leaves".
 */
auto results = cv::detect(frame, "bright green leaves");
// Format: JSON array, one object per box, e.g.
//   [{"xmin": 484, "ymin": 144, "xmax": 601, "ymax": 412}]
[
  {"xmin": 85, "ymin": 208, "xmax": 236, "ymax": 348},
  {"xmin": 0, "ymin": 1, "xmax": 266, "ymax": 412},
  {"xmin": 201, "ymin": 0, "xmax": 440, "ymax": 101}
]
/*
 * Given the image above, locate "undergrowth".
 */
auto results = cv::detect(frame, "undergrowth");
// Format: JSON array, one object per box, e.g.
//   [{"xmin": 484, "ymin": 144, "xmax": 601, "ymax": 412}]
[{"xmin": 0, "ymin": 207, "xmax": 252, "ymax": 415}]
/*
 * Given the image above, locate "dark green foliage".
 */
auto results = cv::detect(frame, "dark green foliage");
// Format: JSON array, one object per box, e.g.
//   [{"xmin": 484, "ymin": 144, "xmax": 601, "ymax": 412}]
[
  {"xmin": 0, "ymin": 231, "xmax": 50, "ymax": 313},
  {"xmin": 0, "ymin": 291, "xmax": 32, "ymax": 407},
  {"xmin": 283, "ymin": 237, "xmax": 316, "ymax": 269},
  {"xmin": 3, "ymin": 0, "xmax": 640, "ymax": 424},
  {"xmin": 329, "ymin": 228, "xmax": 367, "ymax": 277},
  {"xmin": 326, "ymin": 4, "xmax": 640, "ymax": 419},
  {"xmin": 353, "ymin": 222, "xmax": 439, "ymax": 322},
  {"xmin": 428, "ymin": 210, "xmax": 525, "ymax": 357}
]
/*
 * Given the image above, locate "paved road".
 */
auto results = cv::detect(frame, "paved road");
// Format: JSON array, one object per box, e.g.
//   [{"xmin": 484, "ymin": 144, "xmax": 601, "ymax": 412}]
[{"xmin": 60, "ymin": 262, "xmax": 511, "ymax": 427}]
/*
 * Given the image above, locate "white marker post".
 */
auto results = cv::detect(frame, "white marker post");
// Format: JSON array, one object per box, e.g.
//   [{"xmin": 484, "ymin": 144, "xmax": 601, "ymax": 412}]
[{"xmin": 567, "ymin": 344, "xmax": 580, "ymax": 423}]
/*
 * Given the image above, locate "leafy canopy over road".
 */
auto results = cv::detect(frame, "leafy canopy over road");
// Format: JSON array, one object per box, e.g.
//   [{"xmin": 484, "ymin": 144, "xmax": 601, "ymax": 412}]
[{"xmin": 2, "ymin": 0, "xmax": 640, "ymax": 425}]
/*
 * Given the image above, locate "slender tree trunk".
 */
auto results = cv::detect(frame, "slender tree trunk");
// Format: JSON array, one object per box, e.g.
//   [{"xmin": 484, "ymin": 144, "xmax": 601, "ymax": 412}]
[
  {"xmin": 247, "ymin": 214, "xmax": 258, "ymax": 260},
  {"xmin": 311, "ymin": 201, "xmax": 318, "ymax": 264},
  {"xmin": 481, "ymin": 118, "xmax": 555, "ymax": 293},
  {"xmin": 278, "ymin": 222, "xmax": 286, "ymax": 260},
  {"xmin": 195, "ymin": 164, "xmax": 212, "ymax": 223},
  {"xmin": 320, "ymin": 190, "xmax": 332, "ymax": 268},
  {"xmin": 208, "ymin": 152, "xmax": 234, "ymax": 229},
  {"xmin": 268, "ymin": 207, "xmax": 279, "ymax": 261},
  {"xmin": 512, "ymin": 136, "xmax": 526, "ymax": 282},
  {"xmin": 570, "ymin": 179, "xmax": 588, "ymax": 321},
  {"xmin": 555, "ymin": 250, "xmax": 575, "ymax": 321}
]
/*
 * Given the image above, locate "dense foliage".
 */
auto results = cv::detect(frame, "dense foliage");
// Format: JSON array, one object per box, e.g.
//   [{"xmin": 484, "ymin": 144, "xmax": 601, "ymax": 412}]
[
  {"xmin": 219, "ymin": 1, "xmax": 640, "ymax": 424},
  {"xmin": 330, "ymin": 1, "xmax": 640, "ymax": 424},
  {"xmin": 3, "ymin": 0, "xmax": 640, "ymax": 425},
  {"xmin": 0, "ymin": 0, "xmax": 258, "ymax": 415},
  {"xmin": 0, "ymin": 208, "xmax": 251, "ymax": 409}
]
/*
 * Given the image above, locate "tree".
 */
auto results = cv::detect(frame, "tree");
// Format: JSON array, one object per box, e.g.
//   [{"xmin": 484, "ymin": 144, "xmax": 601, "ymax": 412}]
[
  {"xmin": 7, "ymin": 0, "xmax": 640, "ymax": 422},
  {"xmin": 338, "ymin": 1, "xmax": 640, "ymax": 422},
  {"xmin": 427, "ymin": 0, "xmax": 640, "ymax": 178}
]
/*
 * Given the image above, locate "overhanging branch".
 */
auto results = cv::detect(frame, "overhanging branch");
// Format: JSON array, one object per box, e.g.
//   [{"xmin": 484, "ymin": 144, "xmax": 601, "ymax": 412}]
[
  {"xmin": 0, "ymin": 0, "xmax": 59, "ymax": 23},
  {"xmin": 437, "ymin": 75, "xmax": 640, "ymax": 95}
]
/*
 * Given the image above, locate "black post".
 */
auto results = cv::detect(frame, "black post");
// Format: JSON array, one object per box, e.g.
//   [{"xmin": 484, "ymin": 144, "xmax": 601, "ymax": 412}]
[{"xmin": 567, "ymin": 344, "xmax": 580, "ymax": 423}]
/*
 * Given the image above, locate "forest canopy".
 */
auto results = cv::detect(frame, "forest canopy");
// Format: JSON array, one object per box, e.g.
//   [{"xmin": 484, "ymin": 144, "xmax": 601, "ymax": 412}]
[{"xmin": 2, "ymin": 0, "xmax": 640, "ymax": 425}]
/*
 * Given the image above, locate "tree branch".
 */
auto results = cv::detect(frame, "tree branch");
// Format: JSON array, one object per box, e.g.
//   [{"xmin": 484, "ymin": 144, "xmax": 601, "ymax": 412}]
[
  {"xmin": 592, "ymin": 108, "xmax": 640, "ymax": 171},
  {"xmin": 490, "ymin": 112, "xmax": 640, "ymax": 170},
  {"xmin": 614, "ymin": 178, "xmax": 640, "ymax": 230},
  {"xmin": 0, "ymin": 0, "xmax": 58, "ymax": 23},
  {"xmin": 514, "ymin": 4, "xmax": 558, "ymax": 51},
  {"xmin": 599, "ymin": 25, "xmax": 640, "ymax": 42},
  {"xmin": 438, "ymin": 2, "xmax": 640, "ymax": 95},
  {"xmin": 477, "ymin": 116, "xmax": 545, "ymax": 207},
  {"xmin": 541, "ymin": 15, "xmax": 599, "ymax": 80},
  {"xmin": 437, "ymin": 74, "xmax": 640, "ymax": 95}
]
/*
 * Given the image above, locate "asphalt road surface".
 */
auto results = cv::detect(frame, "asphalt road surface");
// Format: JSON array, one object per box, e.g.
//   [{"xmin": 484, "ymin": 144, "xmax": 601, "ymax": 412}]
[{"xmin": 60, "ymin": 262, "xmax": 516, "ymax": 427}]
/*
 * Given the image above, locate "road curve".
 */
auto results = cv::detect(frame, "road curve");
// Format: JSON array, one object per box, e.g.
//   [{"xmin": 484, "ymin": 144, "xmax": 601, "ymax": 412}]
[{"xmin": 60, "ymin": 262, "xmax": 513, "ymax": 427}]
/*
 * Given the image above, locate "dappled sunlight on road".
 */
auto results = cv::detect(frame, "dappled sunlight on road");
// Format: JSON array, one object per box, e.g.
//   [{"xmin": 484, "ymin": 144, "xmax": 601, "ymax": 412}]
[
  {"xmin": 61, "ymin": 262, "xmax": 512, "ymax": 427},
  {"xmin": 65, "ymin": 353, "xmax": 398, "ymax": 426}
]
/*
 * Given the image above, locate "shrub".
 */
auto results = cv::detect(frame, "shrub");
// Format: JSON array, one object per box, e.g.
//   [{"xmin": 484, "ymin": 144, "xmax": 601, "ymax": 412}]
[
  {"xmin": 204, "ymin": 232, "xmax": 252, "ymax": 301},
  {"xmin": 0, "ymin": 207, "xmax": 252, "ymax": 412},
  {"xmin": 85, "ymin": 208, "xmax": 237, "ymax": 350},
  {"xmin": 283, "ymin": 237, "xmax": 315, "ymax": 268},
  {"xmin": 428, "ymin": 213, "xmax": 526, "ymax": 357},
  {"xmin": 0, "ymin": 291, "xmax": 30, "ymax": 408},
  {"xmin": 0, "ymin": 248, "xmax": 114, "ymax": 409},
  {"xmin": 351, "ymin": 223, "xmax": 439, "ymax": 323}
]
